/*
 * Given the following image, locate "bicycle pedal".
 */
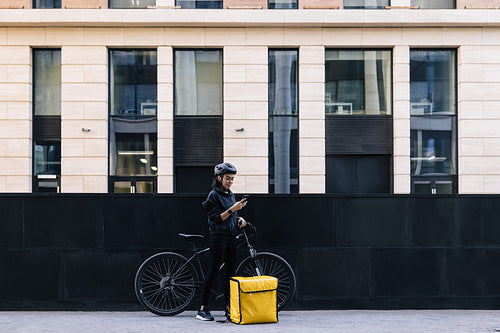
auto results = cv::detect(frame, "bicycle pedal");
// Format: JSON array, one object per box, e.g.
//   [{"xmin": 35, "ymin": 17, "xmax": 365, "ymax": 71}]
[{"xmin": 215, "ymin": 294, "xmax": 225, "ymax": 301}]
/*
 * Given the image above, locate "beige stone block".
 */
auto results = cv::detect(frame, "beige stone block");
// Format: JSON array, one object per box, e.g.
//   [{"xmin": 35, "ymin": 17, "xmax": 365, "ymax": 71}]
[
  {"xmin": 157, "ymin": 102, "xmax": 174, "ymax": 121},
  {"xmin": 246, "ymin": 28, "xmax": 284, "ymax": 46},
  {"xmin": 83, "ymin": 102, "xmax": 107, "ymax": 120},
  {"xmin": 322, "ymin": 28, "xmax": 362, "ymax": 46},
  {"xmin": 62, "ymin": 83, "xmax": 108, "ymax": 102},
  {"xmin": 0, "ymin": 158, "xmax": 30, "ymax": 176},
  {"xmin": 0, "ymin": 139, "xmax": 6, "ymax": 156},
  {"xmin": 484, "ymin": 139, "xmax": 500, "ymax": 156},
  {"xmin": 394, "ymin": 64, "xmax": 410, "ymax": 83},
  {"xmin": 300, "ymin": 82, "xmax": 324, "ymax": 101},
  {"xmin": 225, "ymin": 138, "xmax": 247, "ymax": 157},
  {"xmin": 224, "ymin": 102, "xmax": 247, "ymax": 120},
  {"xmin": 62, "ymin": 119, "xmax": 107, "ymax": 139},
  {"xmin": 157, "ymin": 120, "xmax": 173, "ymax": 138},
  {"xmin": 6, "ymin": 102, "xmax": 31, "ymax": 120},
  {"xmin": 6, "ymin": 176, "xmax": 31, "ymax": 193},
  {"xmin": 299, "ymin": 46, "xmax": 325, "ymax": 64},
  {"xmin": 483, "ymin": 101, "xmax": 500, "ymax": 119},
  {"xmin": 394, "ymin": 118, "xmax": 410, "ymax": 138},
  {"xmin": 461, "ymin": 82, "xmax": 500, "ymax": 101},
  {"xmin": 393, "ymin": 101, "xmax": 410, "ymax": 119},
  {"xmin": 46, "ymin": 27, "xmax": 84, "ymax": 46},
  {"xmin": 205, "ymin": 28, "xmax": 245, "ymax": 46},
  {"xmin": 157, "ymin": 157, "xmax": 173, "ymax": 176},
  {"xmin": 62, "ymin": 139, "xmax": 84, "ymax": 157},
  {"xmin": 158, "ymin": 65, "xmax": 173, "ymax": 84},
  {"xmin": 224, "ymin": 46, "xmax": 268, "ymax": 65},
  {"xmin": 460, "ymin": 46, "xmax": 500, "ymax": 64},
  {"xmin": 393, "ymin": 174, "xmax": 411, "ymax": 194},
  {"xmin": 299, "ymin": 101, "xmax": 325, "ymax": 120},
  {"xmin": 62, "ymin": 65, "xmax": 85, "ymax": 83},
  {"xmin": 84, "ymin": 65, "xmax": 108, "ymax": 83},
  {"xmin": 224, "ymin": 120, "xmax": 267, "ymax": 139},
  {"xmin": 0, "ymin": 120, "xmax": 30, "ymax": 138},
  {"xmin": 441, "ymin": 28, "xmax": 482, "ymax": 46},
  {"xmin": 299, "ymin": 175, "xmax": 325, "ymax": 194},
  {"xmin": 246, "ymin": 65, "xmax": 268, "ymax": 83},
  {"xmin": 228, "ymin": 157, "xmax": 267, "ymax": 175},
  {"xmin": 283, "ymin": 28, "xmax": 322, "ymax": 46},
  {"xmin": 157, "ymin": 175, "xmax": 173, "ymax": 193},
  {"xmin": 8, "ymin": 28, "xmax": 46, "ymax": 46},
  {"xmin": 224, "ymin": 65, "xmax": 247, "ymax": 83},
  {"xmin": 300, "ymin": 119, "xmax": 325, "ymax": 138},
  {"xmin": 0, "ymin": 28, "xmax": 6, "ymax": 45},
  {"xmin": 61, "ymin": 176, "xmax": 84, "ymax": 193},
  {"xmin": 124, "ymin": 28, "xmax": 164, "ymax": 46},
  {"xmin": 157, "ymin": 83, "xmax": 173, "ymax": 102},
  {"xmin": 300, "ymin": 138, "xmax": 325, "ymax": 156},
  {"xmin": 61, "ymin": 101, "xmax": 84, "ymax": 119},
  {"xmin": 458, "ymin": 175, "xmax": 484, "ymax": 194},
  {"xmin": 481, "ymin": 28, "xmax": 500, "ymax": 46},
  {"xmin": 157, "ymin": 138, "xmax": 173, "ymax": 157},
  {"xmin": 460, "ymin": 120, "xmax": 500, "ymax": 138},
  {"xmin": 459, "ymin": 138, "xmax": 484, "ymax": 156},
  {"xmin": 62, "ymin": 46, "xmax": 107, "ymax": 65},
  {"xmin": 7, "ymin": 65, "xmax": 31, "ymax": 83},
  {"xmin": 457, "ymin": 101, "xmax": 483, "ymax": 119},
  {"xmin": 83, "ymin": 176, "xmax": 107, "ymax": 193},
  {"xmin": 0, "ymin": 177, "xmax": 5, "ymax": 192},
  {"xmin": 300, "ymin": 64, "xmax": 324, "ymax": 83},
  {"xmin": 458, "ymin": 64, "xmax": 483, "ymax": 82},
  {"xmin": 245, "ymin": 101, "xmax": 268, "ymax": 119},
  {"xmin": 157, "ymin": 46, "xmax": 173, "ymax": 66},
  {"xmin": 84, "ymin": 28, "xmax": 125, "ymax": 46},
  {"xmin": 0, "ymin": 83, "xmax": 30, "ymax": 102},
  {"xmin": 0, "ymin": 66, "xmax": 7, "ymax": 82},
  {"xmin": 394, "ymin": 137, "xmax": 410, "ymax": 156},
  {"xmin": 484, "ymin": 176, "xmax": 500, "ymax": 194},
  {"xmin": 394, "ymin": 156, "xmax": 410, "ymax": 175},
  {"xmin": 6, "ymin": 138, "xmax": 30, "ymax": 157},
  {"xmin": 62, "ymin": 157, "xmax": 107, "ymax": 176},
  {"xmin": 483, "ymin": 65, "xmax": 500, "ymax": 82},
  {"xmin": 361, "ymin": 28, "xmax": 402, "ymax": 46},
  {"xmin": 84, "ymin": 139, "xmax": 108, "ymax": 157},
  {"xmin": 224, "ymin": 83, "xmax": 267, "ymax": 102},
  {"xmin": 393, "ymin": 45, "xmax": 410, "ymax": 65},
  {"xmin": 246, "ymin": 138, "xmax": 268, "ymax": 157},
  {"xmin": 240, "ymin": 175, "xmax": 268, "ymax": 193},
  {"xmin": 394, "ymin": 81, "xmax": 409, "ymax": 101},
  {"xmin": 165, "ymin": 28, "xmax": 206, "ymax": 46}
]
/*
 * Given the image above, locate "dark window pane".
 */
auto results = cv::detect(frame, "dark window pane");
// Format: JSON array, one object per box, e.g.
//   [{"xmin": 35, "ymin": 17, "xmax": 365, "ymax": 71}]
[
  {"xmin": 109, "ymin": 0, "xmax": 155, "ymax": 8},
  {"xmin": 343, "ymin": 0, "xmax": 389, "ymax": 9},
  {"xmin": 113, "ymin": 181, "xmax": 132, "ymax": 193},
  {"xmin": 176, "ymin": 0, "xmax": 222, "ymax": 8},
  {"xmin": 269, "ymin": 50, "xmax": 298, "ymax": 194},
  {"xmin": 174, "ymin": 50, "xmax": 222, "ymax": 115},
  {"xmin": 326, "ymin": 50, "xmax": 392, "ymax": 115},
  {"xmin": 110, "ymin": 50, "xmax": 157, "ymax": 116},
  {"xmin": 110, "ymin": 133, "xmax": 157, "ymax": 176},
  {"xmin": 268, "ymin": 0, "xmax": 298, "ymax": 9},
  {"xmin": 410, "ymin": 128, "xmax": 456, "ymax": 176},
  {"xmin": 34, "ymin": 141, "xmax": 60, "ymax": 176},
  {"xmin": 411, "ymin": 0, "xmax": 455, "ymax": 9},
  {"xmin": 34, "ymin": 50, "xmax": 61, "ymax": 116},
  {"xmin": 34, "ymin": 0, "xmax": 61, "ymax": 8}
]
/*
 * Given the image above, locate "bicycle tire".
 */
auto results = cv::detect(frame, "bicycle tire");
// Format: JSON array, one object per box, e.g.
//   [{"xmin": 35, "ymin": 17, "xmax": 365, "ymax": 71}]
[
  {"xmin": 235, "ymin": 252, "xmax": 296, "ymax": 311},
  {"xmin": 134, "ymin": 252, "xmax": 198, "ymax": 316}
]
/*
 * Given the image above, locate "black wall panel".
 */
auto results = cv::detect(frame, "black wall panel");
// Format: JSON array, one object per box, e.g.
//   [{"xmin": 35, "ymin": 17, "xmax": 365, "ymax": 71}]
[
  {"xmin": 0, "ymin": 196, "xmax": 23, "ymax": 248},
  {"xmin": 482, "ymin": 198, "xmax": 500, "ymax": 246}
]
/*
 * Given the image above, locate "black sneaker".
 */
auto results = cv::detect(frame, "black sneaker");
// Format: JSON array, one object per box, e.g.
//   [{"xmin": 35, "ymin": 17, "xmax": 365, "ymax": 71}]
[
  {"xmin": 224, "ymin": 308, "xmax": 230, "ymax": 322},
  {"xmin": 196, "ymin": 309, "xmax": 214, "ymax": 321}
]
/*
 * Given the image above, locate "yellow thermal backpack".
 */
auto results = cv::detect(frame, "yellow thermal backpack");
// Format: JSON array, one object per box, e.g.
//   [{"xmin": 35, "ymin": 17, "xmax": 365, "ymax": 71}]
[{"xmin": 229, "ymin": 275, "xmax": 278, "ymax": 325}]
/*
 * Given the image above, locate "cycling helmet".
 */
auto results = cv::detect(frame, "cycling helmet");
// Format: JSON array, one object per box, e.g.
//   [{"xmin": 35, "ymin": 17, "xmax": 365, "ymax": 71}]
[{"xmin": 214, "ymin": 162, "xmax": 237, "ymax": 176}]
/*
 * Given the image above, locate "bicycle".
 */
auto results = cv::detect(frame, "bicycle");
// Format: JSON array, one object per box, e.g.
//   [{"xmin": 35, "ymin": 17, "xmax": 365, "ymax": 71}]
[{"xmin": 134, "ymin": 223, "xmax": 296, "ymax": 316}]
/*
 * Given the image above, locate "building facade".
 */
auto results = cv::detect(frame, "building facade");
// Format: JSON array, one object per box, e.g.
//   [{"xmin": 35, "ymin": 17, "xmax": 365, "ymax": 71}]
[{"xmin": 1, "ymin": 0, "xmax": 500, "ymax": 195}]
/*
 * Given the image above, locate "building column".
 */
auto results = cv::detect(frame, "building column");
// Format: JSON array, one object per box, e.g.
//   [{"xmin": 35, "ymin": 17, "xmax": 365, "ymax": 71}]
[
  {"xmin": 0, "ymin": 46, "xmax": 32, "ymax": 192},
  {"xmin": 61, "ymin": 46, "xmax": 108, "ymax": 193},
  {"xmin": 224, "ymin": 46, "xmax": 268, "ymax": 193},
  {"xmin": 157, "ymin": 46, "xmax": 174, "ymax": 193},
  {"xmin": 393, "ymin": 45, "xmax": 411, "ymax": 194},
  {"xmin": 299, "ymin": 46, "xmax": 325, "ymax": 193}
]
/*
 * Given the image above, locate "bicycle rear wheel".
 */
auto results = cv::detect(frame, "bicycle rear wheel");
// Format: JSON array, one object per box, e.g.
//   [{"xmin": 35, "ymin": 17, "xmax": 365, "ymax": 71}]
[
  {"xmin": 135, "ymin": 252, "xmax": 198, "ymax": 316},
  {"xmin": 235, "ymin": 252, "xmax": 296, "ymax": 311}
]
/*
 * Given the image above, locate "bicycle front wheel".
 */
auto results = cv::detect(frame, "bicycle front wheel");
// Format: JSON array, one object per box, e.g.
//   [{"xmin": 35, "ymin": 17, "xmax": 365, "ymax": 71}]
[
  {"xmin": 235, "ymin": 252, "xmax": 296, "ymax": 311},
  {"xmin": 134, "ymin": 252, "xmax": 198, "ymax": 316}
]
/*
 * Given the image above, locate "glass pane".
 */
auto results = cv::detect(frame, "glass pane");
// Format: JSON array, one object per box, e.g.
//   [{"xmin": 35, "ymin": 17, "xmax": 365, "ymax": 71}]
[
  {"xmin": 269, "ymin": 50, "xmax": 298, "ymax": 194},
  {"xmin": 436, "ymin": 181, "xmax": 453, "ymax": 194},
  {"xmin": 114, "ymin": 181, "xmax": 132, "ymax": 193},
  {"xmin": 34, "ymin": 141, "xmax": 61, "ymax": 176},
  {"xmin": 34, "ymin": 50, "xmax": 61, "ymax": 116},
  {"xmin": 109, "ymin": 0, "xmax": 155, "ymax": 8},
  {"xmin": 136, "ymin": 181, "xmax": 154, "ymax": 193},
  {"xmin": 110, "ymin": 133, "xmax": 158, "ymax": 176},
  {"xmin": 34, "ymin": 0, "xmax": 61, "ymax": 8},
  {"xmin": 325, "ymin": 50, "xmax": 392, "ymax": 115},
  {"xmin": 410, "ymin": 129, "xmax": 456, "ymax": 176},
  {"xmin": 37, "ymin": 180, "xmax": 59, "ymax": 193},
  {"xmin": 414, "ymin": 181, "xmax": 432, "ymax": 194},
  {"xmin": 343, "ymin": 0, "xmax": 389, "ymax": 9},
  {"xmin": 411, "ymin": 0, "xmax": 455, "ymax": 9},
  {"xmin": 268, "ymin": 0, "xmax": 298, "ymax": 9},
  {"xmin": 176, "ymin": 0, "xmax": 222, "ymax": 8},
  {"xmin": 410, "ymin": 50, "xmax": 456, "ymax": 115},
  {"xmin": 110, "ymin": 50, "xmax": 157, "ymax": 116},
  {"xmin": 175, "ymin": 50, "xmax": 222, "ymax": 116}
]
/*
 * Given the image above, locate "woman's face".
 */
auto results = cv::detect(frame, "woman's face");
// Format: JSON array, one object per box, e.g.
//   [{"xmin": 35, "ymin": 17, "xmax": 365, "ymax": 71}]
[{"xmin": 219, "ymin": 173, "xmax": 235, "ymax": 190}]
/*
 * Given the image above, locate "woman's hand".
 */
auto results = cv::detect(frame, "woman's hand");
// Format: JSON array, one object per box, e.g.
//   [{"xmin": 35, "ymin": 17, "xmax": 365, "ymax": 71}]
[
  {"xmin": 230, "ymin": 198, "xmax": 247, "ymax": 212},
  {"xmin": 237, "ymin": 217, "xmax": 247, "ymax": 228}
]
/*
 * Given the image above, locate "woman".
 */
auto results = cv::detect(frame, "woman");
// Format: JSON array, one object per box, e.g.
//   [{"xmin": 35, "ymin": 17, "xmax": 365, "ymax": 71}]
[{"xmin": 196, "ymin": 162, "xmax": 247, "ymax": 321}]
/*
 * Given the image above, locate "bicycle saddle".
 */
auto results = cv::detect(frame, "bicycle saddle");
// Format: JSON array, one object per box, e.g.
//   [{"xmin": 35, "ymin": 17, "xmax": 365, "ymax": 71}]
[{"xmin": 178, "ymin": 233, "xmax": 205, "ymax": 242}]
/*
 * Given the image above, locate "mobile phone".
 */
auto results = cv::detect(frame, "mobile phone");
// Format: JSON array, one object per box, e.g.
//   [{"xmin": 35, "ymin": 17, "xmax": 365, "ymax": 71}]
[{"xmin": 242, "ymin": 195, "xmax": 249, "ymax": 201}]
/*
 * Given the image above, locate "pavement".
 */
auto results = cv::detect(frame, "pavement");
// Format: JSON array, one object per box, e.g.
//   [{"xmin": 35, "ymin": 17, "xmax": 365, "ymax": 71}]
[{"xmin": 1, "ymin": 310, "xmax": 500, "ymax": 333}]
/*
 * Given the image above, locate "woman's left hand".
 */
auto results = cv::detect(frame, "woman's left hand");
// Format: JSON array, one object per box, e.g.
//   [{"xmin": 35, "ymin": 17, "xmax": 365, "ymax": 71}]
[{"xmin": 237, "ymin": 217, "xmax": 247, "ymax": 228}]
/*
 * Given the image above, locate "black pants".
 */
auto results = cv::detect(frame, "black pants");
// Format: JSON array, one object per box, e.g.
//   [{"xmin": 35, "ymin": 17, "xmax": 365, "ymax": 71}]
[{"xmin": 200, "ymin": 232, "xmax": 237, "ymax": 308}]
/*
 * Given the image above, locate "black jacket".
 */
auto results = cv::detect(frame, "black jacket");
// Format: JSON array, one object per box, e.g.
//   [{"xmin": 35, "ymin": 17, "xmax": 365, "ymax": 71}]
[{"xmin": 202, "ymin": 186, "xmax": 238, "ymax": 234}]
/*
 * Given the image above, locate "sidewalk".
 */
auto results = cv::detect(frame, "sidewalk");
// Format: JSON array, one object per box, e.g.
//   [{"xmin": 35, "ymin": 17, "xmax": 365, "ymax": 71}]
[{"xmin": 1, "ymin": 310, "xmax": 500, "ymax": 333}]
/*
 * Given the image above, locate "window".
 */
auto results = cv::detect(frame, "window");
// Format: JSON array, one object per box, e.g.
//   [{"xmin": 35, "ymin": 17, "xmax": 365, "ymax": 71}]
[
  {"xmin": 411, "ymin": 0, "xmax": 455, "ymax": 9},
  {"xmin": 268, "ymin": 0, "xmax": 298, "ymax": 9},
  {"xmin": 109, "ymin": 50, "xmax": 158, "ymax": 193},
  {"xmin": 269, "ymin": 49, "xmax": 298, "ymax": 194},
  {"xmin": 33, "ymin": 49, "xmax": 61, "ymax": 193},
  {"xmin": 410, "ymin": 50, "xmax": 457, "ymax": 194},
  {"xmin": 174, "ymin": 50, "xmax": 223, "ymax": 193},
  {"xmin": 33, "ymin": 0, "xmax": 61, "ymax": 8},
  {"xmin": 343, "ymin": 0, "xmax": 389, "ymax": 9},
  {"xmin": 175, "ymin": 0, "xmax": 222, "ymax": 9},
  {"xmin": 109, "ymin": 0, "xmax": 155, "ymax": 8},
  {"xmin": 325, "ymin": 50, "xmax": 392, "ymax": 115}
]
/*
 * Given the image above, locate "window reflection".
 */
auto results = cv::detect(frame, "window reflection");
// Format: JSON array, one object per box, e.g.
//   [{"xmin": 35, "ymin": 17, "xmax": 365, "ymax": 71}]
[
  {"xmin": 343, "ymin": 0, "xmax": 389, "ymax": 9},
  {"xmin": 109, "ymin": 0, "xmax": 155, "ymax": 8},
  {"xmin": 110, "ymin": 132, "xmax": 157, "ymax": 176},
  {"xmin": 34, "ymin": 141, "xmax": 61, "ymax": 176},
  {"xmin": 325, "ymin": 50, "xmax": 392, "ymax": 115},
  {"xmin": 411, "ymin": 0, "xmax": 455, "ymax": 9},
  {"xmin": 176, "ymin": 0, "xmax": 222, "ymax": 8},
  {"xmin": 268, "ymin": 0, "xmax": 298, "ymax": 9},
  {"xmin": 34, "ymin": 0, "xmax": 61, "ymax": 8},
  {"xmin": 34, "ymin": 50, "xmax": 61, "ymax": 116}
]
